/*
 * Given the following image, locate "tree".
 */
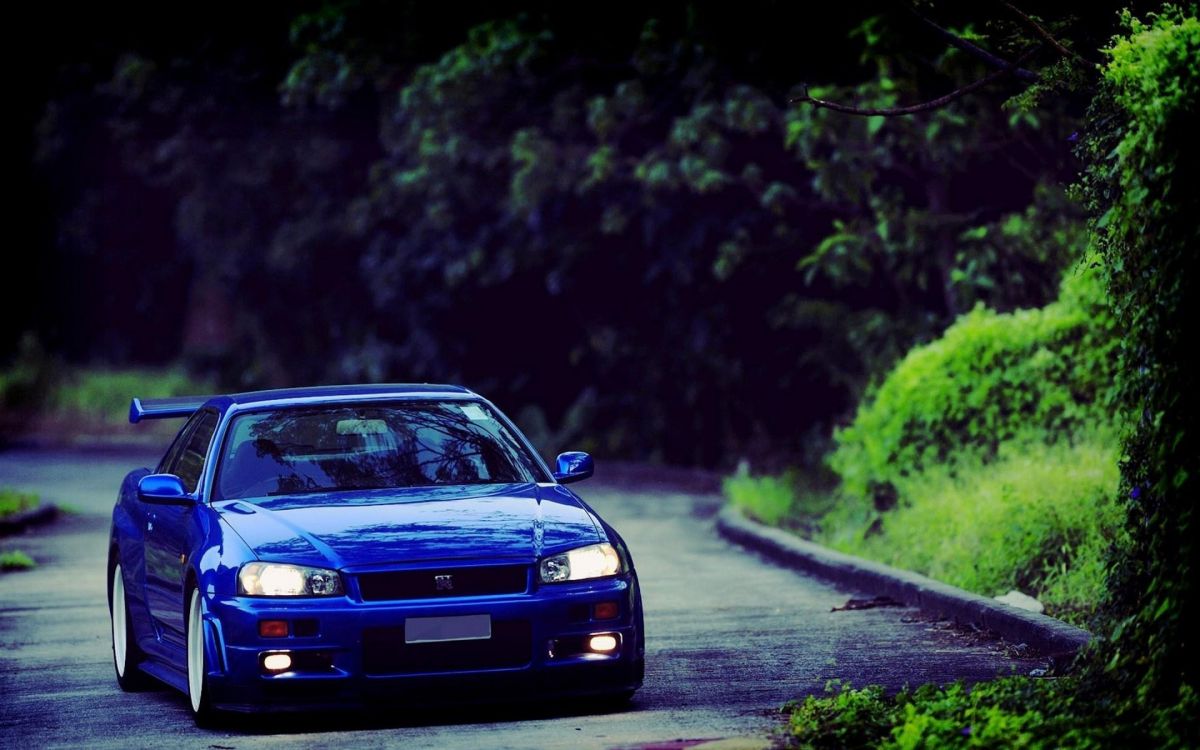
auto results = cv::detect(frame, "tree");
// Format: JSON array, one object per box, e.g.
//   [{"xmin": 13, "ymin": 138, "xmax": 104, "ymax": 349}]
[{"xmin": 26, "ymin": 2, "xmax": 1089, "ymax": 467}]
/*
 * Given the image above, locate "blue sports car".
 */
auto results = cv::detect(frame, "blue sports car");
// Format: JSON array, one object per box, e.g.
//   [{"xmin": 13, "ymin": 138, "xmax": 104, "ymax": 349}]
[{"xmin": 107, "ymin": 384, "xmax": 643, "ymax": 725}]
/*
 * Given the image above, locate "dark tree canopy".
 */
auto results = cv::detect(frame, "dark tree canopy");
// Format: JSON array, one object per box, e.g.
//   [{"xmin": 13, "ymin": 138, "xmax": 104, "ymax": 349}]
[{"xmin": 11, "ymin": 1, "xmax": 1107, "ymax": 466}]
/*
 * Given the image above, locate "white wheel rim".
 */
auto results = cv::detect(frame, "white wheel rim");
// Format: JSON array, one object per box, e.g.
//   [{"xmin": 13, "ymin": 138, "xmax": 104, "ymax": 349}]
[
  {"xmin": 187, "ymin": 590, "xmax": 204, "ymax": 713},
  {"xmin": 112, "ymin": 565, "xmax": 127, "ymax": 677}
]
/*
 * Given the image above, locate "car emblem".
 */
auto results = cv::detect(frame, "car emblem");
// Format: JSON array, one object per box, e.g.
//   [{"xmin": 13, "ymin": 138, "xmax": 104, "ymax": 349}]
[{"xmin": 434, "ymin": 574, "xmax": 454, "ymax": 591}]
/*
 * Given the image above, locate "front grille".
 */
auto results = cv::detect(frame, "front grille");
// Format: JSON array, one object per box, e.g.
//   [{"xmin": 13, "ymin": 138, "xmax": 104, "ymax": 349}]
[
  {"xmin": 362, "ymin": 620, "xmax": 532, "ymax": 675},
  {"xmin": 357, "ymin": 565, "xmax": 528, "ymax": 601}
]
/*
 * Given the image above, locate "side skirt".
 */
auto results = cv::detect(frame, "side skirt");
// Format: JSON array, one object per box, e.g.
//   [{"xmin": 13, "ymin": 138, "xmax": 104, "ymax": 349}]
[{"xmin": 139, "ymin": 659, "xmax": 188, "ymax": 694}]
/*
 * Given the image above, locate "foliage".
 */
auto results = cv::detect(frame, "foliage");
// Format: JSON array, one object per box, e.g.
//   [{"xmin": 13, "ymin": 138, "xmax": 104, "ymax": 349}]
[
  {"xmin": 1076, "ymin": 5, "xmax": 1200, "ymax": 730},
  {"xmin": 0, "ymin": 489, "xmax": 39, "ymax": 520},
  {"xmin": 0, "ymin": 550, "xmax": 36, "ymax": 571},
  {"xmin": 823, "ymin": 438, "xmax": 1122, "ymax": 626},
  {"xmin": 776, "ymin": 6, "xmax": 1200, "ymax": 748},
  {"xmin": 733, "ymin": 264, "xmax": 1123, "ymax": 624},
  {"xmin": 1, "ymin": 361, "xmax": 210, "ymax": 431},
  {"xmin": 24, "ymin": 5, "xmax": 1084, "ymax": 467},
  {"xmin": 724, "ymin": 472, "xmax": 796, "ymax": 527},
  {"xmin": 0, "ymin": 335, "xmax": 59, "ymax": 412},
  {"xmin": 782, "ymin": 677, "xmax": 1188, "ymax": 749},
  {"xmin": 784, "ymin": 683, "xmax": 897, "ymax": 749},
  {"xmin": 345, "ymin": 16, "xmax": 841, "ymax": 463},
  {"xmin": 785, "ymin": 20, "xmax": 1082, "ymax": 322},
  {"xmin": 49, "ymin": 368, "xmax": 209, "ymax": 424},
  {"xmin": 829, "ymin": 262, "xmax": 1118, "ymax": 502},
  {"xmin": 724, "ymin": 470, "xmax": 836, "ymax": 532}
]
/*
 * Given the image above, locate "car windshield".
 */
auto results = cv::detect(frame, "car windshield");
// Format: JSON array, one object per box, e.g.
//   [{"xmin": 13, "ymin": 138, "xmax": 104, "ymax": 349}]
[{"xmin": 215, "ymin": 401, "xmax": 542, "ymax": 500}]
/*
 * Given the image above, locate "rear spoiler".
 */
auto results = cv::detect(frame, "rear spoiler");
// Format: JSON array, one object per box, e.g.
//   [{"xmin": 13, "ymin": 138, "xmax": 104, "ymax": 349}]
[{"xmin": 129, "ymin": 396, "xmax": 211, "ymax": 424}]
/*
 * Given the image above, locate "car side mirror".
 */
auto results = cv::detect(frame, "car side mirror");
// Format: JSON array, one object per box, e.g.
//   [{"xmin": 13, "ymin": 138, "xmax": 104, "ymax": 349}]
[
  {"xmin": 137, "ymin": 474, "xmax": 193, "ymax": 505},
  {"xmin": 553, "ymin": 451, "xmax": 594, "ymax": 484}
]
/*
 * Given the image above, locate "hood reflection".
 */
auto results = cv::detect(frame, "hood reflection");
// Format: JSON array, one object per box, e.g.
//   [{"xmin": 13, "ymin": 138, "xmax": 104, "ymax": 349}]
[{"xmin": 216, "ymin": 483, "xmax": 602, "ymax": 568}]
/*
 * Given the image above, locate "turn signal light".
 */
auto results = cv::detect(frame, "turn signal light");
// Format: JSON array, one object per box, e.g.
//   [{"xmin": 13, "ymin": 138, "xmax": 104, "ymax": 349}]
[
  {"xmin": 593, "ymin": 601, "xmax": 619, "ymax": 620},
  {"xmin": 259, "ymin": 619, "xmax": 289, "ymax": 637}
]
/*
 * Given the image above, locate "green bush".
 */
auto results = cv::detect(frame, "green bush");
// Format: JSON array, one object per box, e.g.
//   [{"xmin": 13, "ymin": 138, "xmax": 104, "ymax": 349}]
[
  {"xmin": 0, "ymin": 489, "xmax": 39, "ymax": 519},
  {"xmin": 49, "ymin": 368, "xmax": 210, "ymax": 424},
  {"xmin": 724, "ymin": 470, "xmax": 837, "ymax": 533},
  {"xmin": 821, "ymin": 438, "xmax": 1122, "ymax": 625},
  {"xmin": 0, "ymin": 334, "xmax": 58, "ymax": 411},
  {"xmin": 725, "ymin": 472, "xmax": 796, "ymax": 526},
  {"xmin": 785, "ymin": 683, "xmax": 897, "ymax": 749},
  {"xmin": 0, "ymin": 550, "xmax": 36, "ymax": 571},
  {"xmin": 815, "ymin": 263, "xmax": 1123, "ymax": 624},
  {"xmin": 2, "ymin": 350, "xmax": 210, "ymax": 428},
  {"xmin": 829, "ymin": 263, "xmax": 1118, "ymax": 503},
  {"xmin": 783, "ymin": 677, "xmax": 1178, "ymax": 749}
]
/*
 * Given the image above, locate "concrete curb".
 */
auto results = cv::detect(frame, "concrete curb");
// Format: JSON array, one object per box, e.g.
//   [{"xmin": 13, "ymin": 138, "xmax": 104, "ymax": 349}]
[
  {"xmin": 716, "ymin": 506, "xmax": 1091, "ymax": 659},
  {"xmin": 0, "ymin": 504, "xmax": 59, "ymax": 536}
]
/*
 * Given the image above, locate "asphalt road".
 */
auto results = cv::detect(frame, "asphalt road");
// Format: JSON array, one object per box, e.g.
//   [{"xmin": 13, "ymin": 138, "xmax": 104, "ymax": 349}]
[{"xmin": 0, "ymin": 450, "xmax": 1045, "ymax": 749}]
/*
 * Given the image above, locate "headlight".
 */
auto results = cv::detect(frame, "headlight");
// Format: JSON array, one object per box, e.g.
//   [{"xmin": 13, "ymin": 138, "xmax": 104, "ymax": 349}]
[
  {"xmin": 238, "ymin": 562, "xmax": 343, "ymax": 596},
  {"xmin": 539, "ymin": 543, "xmax": 623, "ymax": 583}
]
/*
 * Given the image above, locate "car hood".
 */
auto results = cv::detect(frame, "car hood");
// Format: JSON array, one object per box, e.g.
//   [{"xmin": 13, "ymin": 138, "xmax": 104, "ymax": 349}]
[{"xmin": 213, "ymin": 483, "xmax": 603, "ymax": 569}]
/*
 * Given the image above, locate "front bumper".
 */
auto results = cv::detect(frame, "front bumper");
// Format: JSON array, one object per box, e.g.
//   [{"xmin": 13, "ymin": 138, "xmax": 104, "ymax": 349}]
[{"xmin": 202, "ymin": 573, "xmax": 644, "ymax": 712}]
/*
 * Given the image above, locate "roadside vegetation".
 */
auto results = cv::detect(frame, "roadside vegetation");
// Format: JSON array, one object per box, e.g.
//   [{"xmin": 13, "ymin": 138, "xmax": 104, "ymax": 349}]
[
  {"xmin": 0, "ymin": 550, "xmax": 36, "ymax": 571},
  {"xmin": 782, "ymin": 677, "xmax": 1165, "ymax": 748},
  {"xmin": 48, "ymin": 367, "xmax": 207, "ymax": 425},
  {"xmin": 0, "ymin": 490, "xmax": 40, "ymax": 573},
  {"xmin": 0, "ymin": 488, "xmax": 39, "ymax": 519},
  {"xmin": 750, "ymin": 7, "xmax": 1199, "ymax": 748},
  {"xmin": 730, "ymin": 264, "xmax": 1123, "ymax": 626},
  {"xmin": 1, "ymin": 338, "xmax": 210, "ymax": 441}
]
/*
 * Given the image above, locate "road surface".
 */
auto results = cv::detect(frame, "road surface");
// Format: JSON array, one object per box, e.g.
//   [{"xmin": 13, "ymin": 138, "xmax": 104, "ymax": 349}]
[{"xmin": 0, "ymin": 450, "xmax": 1044, "ymax": 748}]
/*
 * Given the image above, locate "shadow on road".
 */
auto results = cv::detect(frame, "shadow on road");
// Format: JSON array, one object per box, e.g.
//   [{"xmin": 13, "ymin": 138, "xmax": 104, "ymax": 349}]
[{"xmin": 161, "ymin": 694, "xmax": 641, "ymax": 735}]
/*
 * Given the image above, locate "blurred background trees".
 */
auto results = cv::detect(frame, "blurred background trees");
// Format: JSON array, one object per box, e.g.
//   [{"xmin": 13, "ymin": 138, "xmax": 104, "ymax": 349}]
[{"xmin": 7, "ymin": 1, "xmax": 1113, "ymax": 466}]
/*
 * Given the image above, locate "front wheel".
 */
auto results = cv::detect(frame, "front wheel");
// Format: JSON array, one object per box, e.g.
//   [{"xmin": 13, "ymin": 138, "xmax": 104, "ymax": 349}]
[
  {"xmin": 110, "ymin": 563, "xmax": 151, "ymax": 691},
  {"xmin": 186, "ymin": 587, "xmax": 221, "ymax": 726}
]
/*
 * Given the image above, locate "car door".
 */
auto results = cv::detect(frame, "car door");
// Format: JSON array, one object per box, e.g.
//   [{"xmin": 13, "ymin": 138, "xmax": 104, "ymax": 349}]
[
  {"xmin": 144, "ymin": 409, "xmax": 217, "ymax": 645},
  {"xmin": 123, "ymin": 411, "xmax": 198, "ymax": 654}
]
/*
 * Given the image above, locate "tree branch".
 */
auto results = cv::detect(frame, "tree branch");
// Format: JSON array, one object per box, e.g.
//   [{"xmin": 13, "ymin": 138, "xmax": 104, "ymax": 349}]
[
  {"xmin": 789, "ymin": 50, "xmax": 1036, "ymax": 117},
  {"xmin": 1000, "ymin": 2, "xmax": 1099, "ymax": 68},
  {"xmin": 905, "ymin": 5, "xmax": 1040, "ymax": 82}
]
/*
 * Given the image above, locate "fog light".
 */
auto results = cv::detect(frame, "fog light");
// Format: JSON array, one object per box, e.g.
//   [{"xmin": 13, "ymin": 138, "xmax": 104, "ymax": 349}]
[
  {"xmin": 588, "ymin": 634, "xmax": 618, "ymax": 653},
  {"xmin": 259, "ymin": 619, "xmax": 289, "ymax": 637},
  {"xmin": 593, "ymin": 601, "xmax": 619, "ymax": 620},
  {"xmin": 262, "ymin": 653, "xmax": 292, "ymax": 672}
]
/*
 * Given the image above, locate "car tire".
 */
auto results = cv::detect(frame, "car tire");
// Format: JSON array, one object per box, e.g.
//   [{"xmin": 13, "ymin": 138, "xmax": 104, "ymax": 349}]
[
  {"xmin": 186, "ymin": 586, "xmax": 222, "ymax": 727},
  {"xmin": 110, "ymin": 563, "xmax": 152, "ymax": 691}
]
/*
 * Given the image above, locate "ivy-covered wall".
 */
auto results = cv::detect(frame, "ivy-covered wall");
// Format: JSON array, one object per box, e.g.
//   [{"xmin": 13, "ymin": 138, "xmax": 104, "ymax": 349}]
[{"xmin": 1080, "ymin": 7, "xmax": 1199, "ymax": 726}]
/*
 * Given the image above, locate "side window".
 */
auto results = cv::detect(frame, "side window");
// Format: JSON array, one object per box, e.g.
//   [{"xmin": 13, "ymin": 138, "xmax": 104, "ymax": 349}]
[
  {"xmin": 169, "ymin": 411, "xmax": 219, "ymax": 494},
  {"xmin": 156, "ymin": 410, "xmax": 205, "ymax": 474}
]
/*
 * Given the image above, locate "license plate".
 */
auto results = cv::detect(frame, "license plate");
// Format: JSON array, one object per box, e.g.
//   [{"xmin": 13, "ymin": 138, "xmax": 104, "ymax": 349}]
[{"xmin": 404, "ymin": 614, "xmax": 492, "ymax": 644}]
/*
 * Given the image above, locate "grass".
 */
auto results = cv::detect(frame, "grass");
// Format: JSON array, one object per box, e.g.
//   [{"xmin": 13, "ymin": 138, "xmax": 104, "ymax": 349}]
[
  {"xmin": 724, "ymin": 470, "xmax": 836, "ymax": 534},
  {"xmin": 0, "ymin": 550, "xmax": 36, "ymax": 571},
  {"xmin": 49, "ymin": 367, "xmax": 210, "ymax": 424},
  {"xmin": 725, "ymin": 437, "xmax": 1122, "ymax": 626},
  {"xmin": 780, "ymin": 677, "xmax": 1178, "ymax": 749},
  {"xmin": 0, "ymin": 488, "xmax": 39, "ymax": 519},
  {"xmin": 819, "ymin": 439, "xmax": 1123, "ymax": 626},
  {"xmin": 2, "ymin": 363, "xmax": 212, "ymax": 444}
]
